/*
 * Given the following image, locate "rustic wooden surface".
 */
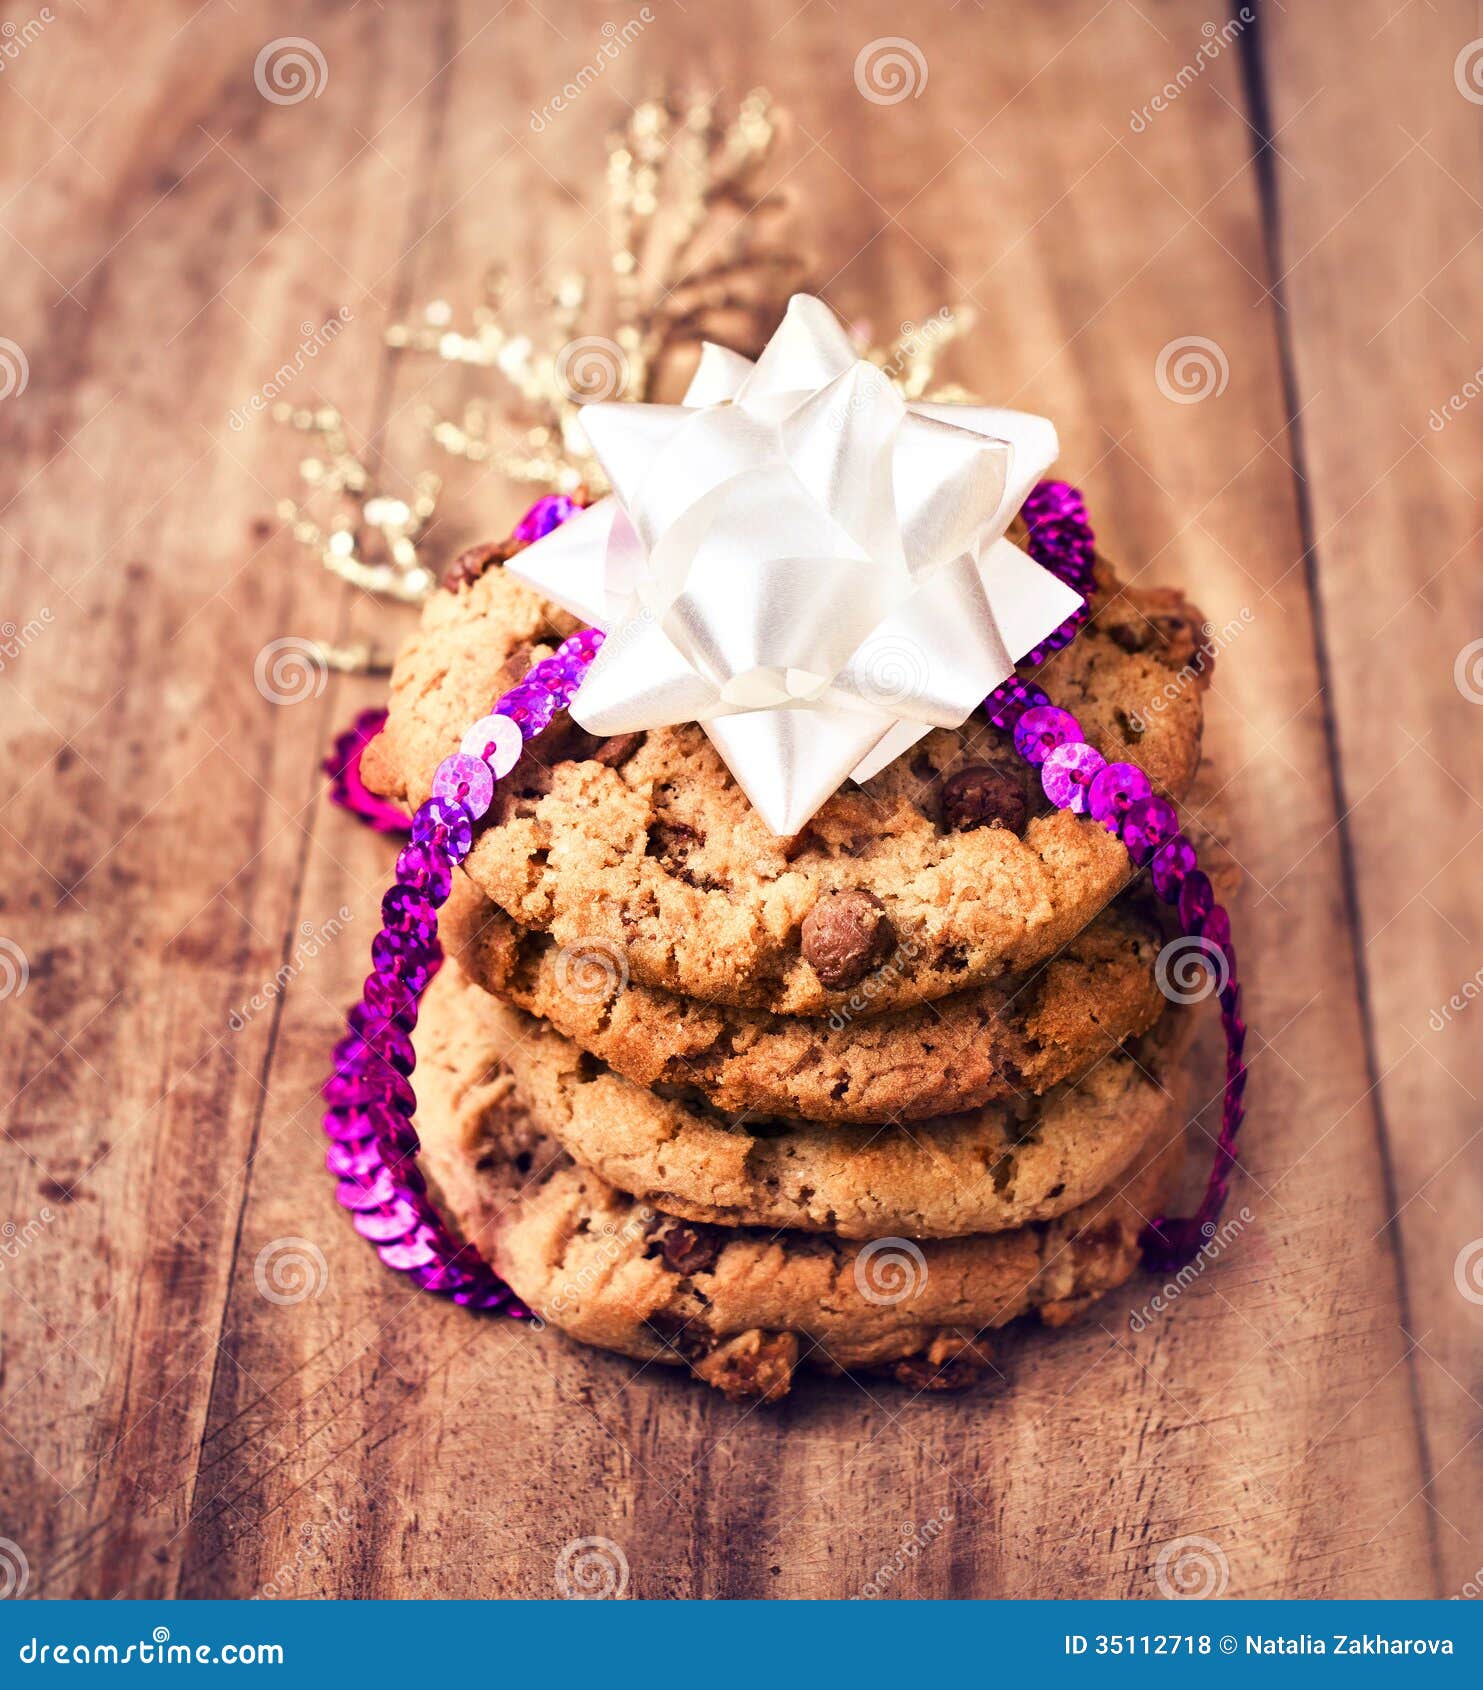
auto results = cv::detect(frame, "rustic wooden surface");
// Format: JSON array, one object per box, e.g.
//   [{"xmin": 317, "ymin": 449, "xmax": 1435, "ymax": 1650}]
[{"xmin": 1, "ymin": 0, "xmax": 1478, "ymax": 1601}]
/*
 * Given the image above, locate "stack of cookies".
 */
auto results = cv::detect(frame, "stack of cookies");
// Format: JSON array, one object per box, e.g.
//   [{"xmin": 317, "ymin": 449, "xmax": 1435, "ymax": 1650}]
[{"xmin": 361, "ymin": 520, "xmax": 1217, "ymax": 1403}]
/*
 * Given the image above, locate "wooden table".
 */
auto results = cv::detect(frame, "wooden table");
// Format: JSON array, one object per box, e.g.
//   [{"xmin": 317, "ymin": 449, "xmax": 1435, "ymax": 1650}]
[{"xmin": 1, "ymin": 0, "xmax": 1478, "ymax": 1601}]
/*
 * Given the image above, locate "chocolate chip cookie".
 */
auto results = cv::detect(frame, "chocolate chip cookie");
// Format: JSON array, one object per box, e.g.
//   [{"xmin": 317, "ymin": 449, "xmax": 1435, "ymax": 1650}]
[
  {"xmin": 445, "ymin": 878, "xmax": 1169, "ymax": 1123},
  {"xmin": 414, "ymin": 964, "xmax": 1184, "ymax": 1401},
  {"xmin": 364, "ymin": 545, "xmax": 1208, "ymax": 1017},
  {"xmin": 486, "ymin": 978, "xmax": 1186, "ymax": 1239}
]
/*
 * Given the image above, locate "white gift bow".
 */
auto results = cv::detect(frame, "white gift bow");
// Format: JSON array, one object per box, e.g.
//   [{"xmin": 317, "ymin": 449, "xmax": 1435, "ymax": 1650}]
[{"xmin": 507, "ymin": 294, "xmax": 1082, "ymax": 835}]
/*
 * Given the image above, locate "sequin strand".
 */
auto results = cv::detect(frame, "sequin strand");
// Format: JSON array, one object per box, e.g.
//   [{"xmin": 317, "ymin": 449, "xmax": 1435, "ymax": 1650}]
[{"xmin": 323, "ymin": 483, "xmax": 1246, "ymax": 1307}]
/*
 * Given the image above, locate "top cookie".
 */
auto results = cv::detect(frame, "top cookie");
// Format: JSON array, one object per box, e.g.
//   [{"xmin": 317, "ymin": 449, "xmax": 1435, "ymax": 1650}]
[{"xmin": 365, "ymin": 537, "xmax": 1207, "ymax": 1016}]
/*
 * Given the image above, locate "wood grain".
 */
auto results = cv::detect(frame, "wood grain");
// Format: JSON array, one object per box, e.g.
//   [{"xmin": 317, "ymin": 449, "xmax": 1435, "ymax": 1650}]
[
  {"xmin": 0, "ymin": 0, "xmax": 1472, "ymax": 1600},
  {"xmin": 1259, "ymin": 0, "xmax": 1483, "ymax": 1597}
]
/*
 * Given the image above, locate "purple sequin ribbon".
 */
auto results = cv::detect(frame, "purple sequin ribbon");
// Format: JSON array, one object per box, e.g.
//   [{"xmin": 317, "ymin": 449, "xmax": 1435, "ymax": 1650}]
[
  {"xmin": 323, "ymin": 621, "xmax": 605, "ymax": 1312},
  {"xmin": 322, "ymin": 484, "xmax": 1246, "ymax": 1309},
  {"xmin": 324, "ymin": 708, "xmax": 412, "ymax": 835},
  {"xmin": 997, "ymin": 482, "xmax": 1245, "ymax": 1270}
]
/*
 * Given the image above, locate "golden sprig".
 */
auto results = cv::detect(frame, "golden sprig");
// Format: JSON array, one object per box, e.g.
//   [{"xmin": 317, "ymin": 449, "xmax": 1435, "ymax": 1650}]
[
  {"xmin": 272, "ymin": 403, "xmax": 440, "ymax": 610},
  {"xmin": 271, "ymin": 90, "xmax": 974, "ymax": 675},
  {"xmin": 383, "ymin": 89, "xmax": 805, "ymax": 494}
]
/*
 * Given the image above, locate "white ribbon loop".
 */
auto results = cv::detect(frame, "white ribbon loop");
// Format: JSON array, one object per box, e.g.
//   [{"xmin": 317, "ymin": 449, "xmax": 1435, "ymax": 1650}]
[
  {"xmin": 507, "ymin": 293, "xmax": 1080, "ymax": 836},
  {"xmin": 735, "ymin": 293, "xmax": 857, "ymax": 410},
  {"xmin": 890, "ymin": 410, "xmax": 1010, "ymax": 573}
]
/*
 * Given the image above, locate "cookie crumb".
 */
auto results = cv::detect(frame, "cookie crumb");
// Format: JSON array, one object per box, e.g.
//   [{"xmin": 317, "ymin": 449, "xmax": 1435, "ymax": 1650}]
[
  {"xmin": 693, "ymin": 1329, "xmax": 798, "ymax": 1402},
  {"xmin": 890, "ymin": 1330, "xmax": 994, "ymax": 1392}
]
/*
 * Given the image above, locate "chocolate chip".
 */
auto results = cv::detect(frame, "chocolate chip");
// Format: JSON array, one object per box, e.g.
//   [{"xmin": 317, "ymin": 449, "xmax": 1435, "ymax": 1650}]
[
  {"xmin": 643, "ymin": 1309, "xmax": 712, "ymax": 1361},
  {"xmin": 1147, "ymin": 611, "xmax": 1205, "ymax": 673},
  {"xmin": 645, "ymin": 818, "xmax": 700, "ymax": 867},
  {"xmin": 1113, "ymin": 706, "xmax": 1145, "ymax": 744},
  {"xmin": 1106, "ymin": 621, "xmax": 1150, "ymax": 654},
  {"xmin": 801, "ymin": 888, "xmax": 894, "ymax": 990},
  {"xmin": 652, "ymin": 1219, "xmax": 725, "ymax": 1276},
  {"xmin": 1105, "ymin": 591, "xmax": 1207, "ymax": 674},
  {"xmin": 590, "ymin": 732, "xmax": 646, "ymax": 769},
  {"xmin": 778, "ymin": 827, "xmax": 819, "ymax": 862},
  {"xmin": 1069, "ymin": 1220, "xmax": 1126, "ymax": 1253},
  {"xmin": 939, "ymin": 763, "xmax": 1028, "ymax": 835},
  {"xmin": 443, "ymin": 538, "xmax": 515, "ymax": 590}
]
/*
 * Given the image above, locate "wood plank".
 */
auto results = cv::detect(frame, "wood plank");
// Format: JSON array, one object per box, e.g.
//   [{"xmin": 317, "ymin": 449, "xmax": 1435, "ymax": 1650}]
[
  {"xmin": 174, "ymin": 0, "xmax": 1437, "ymax": 1599},
  {"xmin": 1259, "ymin": 0, "xmax": 1483, "ymax": 1594},
  {"xmin": 0, "ymin": 0, "xmax": 1452, "ymax": 1600},
  {"xmin": 0, "ymin": 0, "xmax": 437, "ymax": 1597}
]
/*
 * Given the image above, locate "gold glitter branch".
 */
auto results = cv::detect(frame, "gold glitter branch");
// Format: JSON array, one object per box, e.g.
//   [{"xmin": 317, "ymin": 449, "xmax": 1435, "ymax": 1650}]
[
  {"xmin": 272, "ymin": 91, "xmax": 973, "ymax": 673},
  {"xmin": 272, "ymin": 404, "xmax": 440, "ymax": 612},
  {"xmin": 385, "ymin": 90, "xmax": 806, "ymax": 495},
  {"xmin": 274, "ymin": 93, "xmax": 804, "ymax": 636}
]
